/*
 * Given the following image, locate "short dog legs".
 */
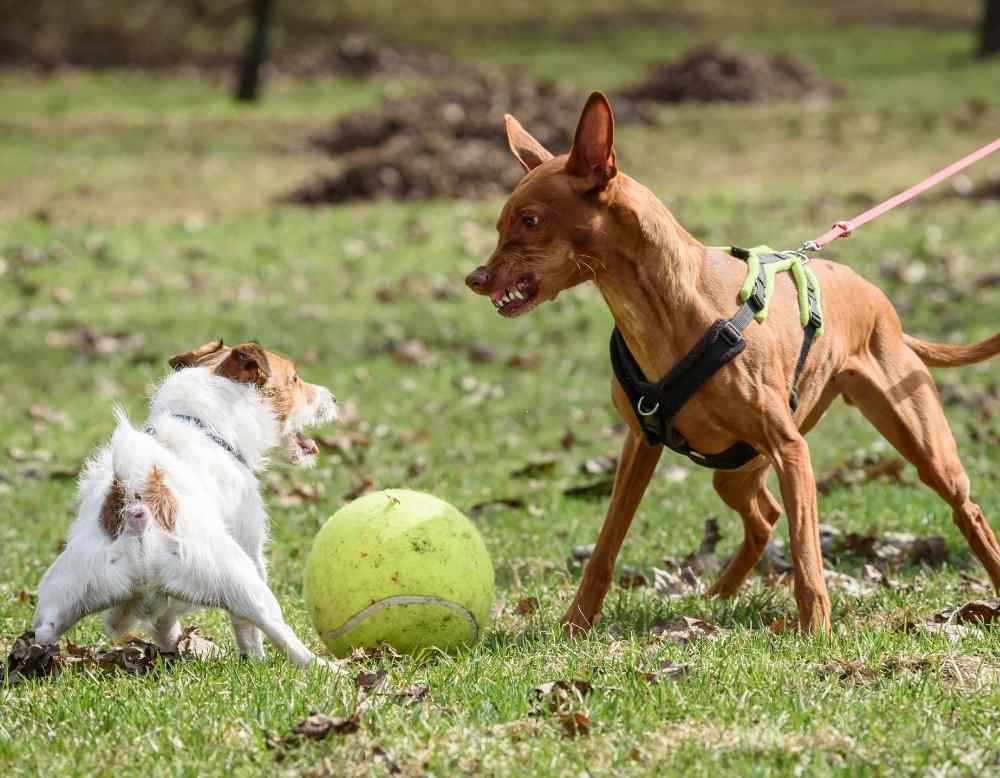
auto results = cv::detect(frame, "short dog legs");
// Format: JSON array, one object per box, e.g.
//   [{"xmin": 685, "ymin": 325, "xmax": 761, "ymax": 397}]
[
  {"xmin": 562, "ymin": 430, "xmax": 662, "ymax": 635},
  {"xmin": 161, "ymin": 534, "xmax": 320, "ymax": 667}
]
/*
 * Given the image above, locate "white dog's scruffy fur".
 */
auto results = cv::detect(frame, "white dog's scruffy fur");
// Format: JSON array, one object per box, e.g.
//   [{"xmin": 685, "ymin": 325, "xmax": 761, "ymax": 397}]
[{"xmin": 31, "ymin": 345, "xmax": 338, "ymax": 667}]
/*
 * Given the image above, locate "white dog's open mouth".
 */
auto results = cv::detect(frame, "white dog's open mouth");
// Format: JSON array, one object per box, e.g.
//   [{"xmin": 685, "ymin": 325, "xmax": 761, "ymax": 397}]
[{"xmin": 294, "ymin": 431, "xmax": 320, "ymax": 457}]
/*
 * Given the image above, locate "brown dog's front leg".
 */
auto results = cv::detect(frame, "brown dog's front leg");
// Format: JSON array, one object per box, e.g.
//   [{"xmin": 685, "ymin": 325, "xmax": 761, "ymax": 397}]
[
  {"xmin": 770, "ymin": 433, "xmax": 831, "ymax": 632},
  {"xmin": 562, "ymin": 430, "xmax": 662, "ymax": 636}
]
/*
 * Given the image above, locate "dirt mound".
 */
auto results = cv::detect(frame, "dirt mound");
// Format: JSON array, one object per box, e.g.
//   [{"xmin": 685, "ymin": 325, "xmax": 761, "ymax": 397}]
[
  {"xmin": 287, "ymin": 73, "xmax": 650, "ymax": 205},
  {"xmin": 621, "ymin": 44, "xmax": 842, "ymax": 104},
  {"xmin": 282, "ymin": 34, "xmax": 453, "ymax": 79}
]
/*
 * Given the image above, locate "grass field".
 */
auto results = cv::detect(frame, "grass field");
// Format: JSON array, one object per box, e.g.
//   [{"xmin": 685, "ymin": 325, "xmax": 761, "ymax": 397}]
[{"xmin": 2, "ymin": 1, "xmax": 1000, "ymax": 775}]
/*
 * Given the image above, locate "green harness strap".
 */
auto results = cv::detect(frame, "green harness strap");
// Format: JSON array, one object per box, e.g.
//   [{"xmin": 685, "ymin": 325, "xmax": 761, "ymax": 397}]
[{"xmin": 711, "ymin": 245, "xmax": 825, "ymax": 338}]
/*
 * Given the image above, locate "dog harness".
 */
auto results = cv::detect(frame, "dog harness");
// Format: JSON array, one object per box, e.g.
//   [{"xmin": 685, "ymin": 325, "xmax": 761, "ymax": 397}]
[
  {"xmin": 145, "ymin": 414, "xmax": 249, "ymax": 468},
  {"xmin": 610, "ymin": 246, "xmax": 824, "ymax": 470}
]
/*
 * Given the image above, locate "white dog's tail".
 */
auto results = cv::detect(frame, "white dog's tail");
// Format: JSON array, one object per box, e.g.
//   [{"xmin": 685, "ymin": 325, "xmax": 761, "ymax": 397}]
[{"xmin": 104, "ymin": 408, "xmax": 178, "ymax": 537}]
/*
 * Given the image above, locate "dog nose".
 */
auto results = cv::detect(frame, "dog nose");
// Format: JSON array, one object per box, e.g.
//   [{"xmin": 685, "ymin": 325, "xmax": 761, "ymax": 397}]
[
  {"xmin": 465, "ymin": 266, "xmax": 493, "ymax": 293},
  {"xmin": 130, "ymin": 507, "xmax": 145, "ymax": 520}
]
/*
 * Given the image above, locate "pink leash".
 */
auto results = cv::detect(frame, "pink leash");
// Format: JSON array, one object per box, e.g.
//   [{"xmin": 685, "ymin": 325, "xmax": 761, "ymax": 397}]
[{"xmin": 802, "ymin": 137, "xmax": 1000, "ymax": 251}]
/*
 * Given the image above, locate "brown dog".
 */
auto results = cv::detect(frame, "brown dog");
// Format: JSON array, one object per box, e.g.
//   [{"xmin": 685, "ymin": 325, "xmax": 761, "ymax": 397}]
[{"xmin": 465, "ymin": 91, "xmax": 1000, "ymax": 633}]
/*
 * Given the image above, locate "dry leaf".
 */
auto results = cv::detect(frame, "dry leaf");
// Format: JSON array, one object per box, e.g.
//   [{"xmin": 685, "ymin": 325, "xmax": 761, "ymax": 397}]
[
  {"xmin": 355, "ymin": 670, "xmax": 388, "ymax": 692},
  {"xmin": 468, "ymin": 497, "xmax": 525, "ymax": 517},
  {"xmin": 292, "ymin": 712, "xmax": 361, "ymax": 740},
  {"xmin": 511, "ymin": 456, "xmax": 559, "ymax": 479},
  {"xmin": 515, "ymin": 597, "xmax": 539, "ymax": 615},
  {"xmin": 824, "ymin": 569, "xmax": 874, "ymax": 598},
  {"xmin": 4, "ymin": 631, "xmax": 61, "ymax": 685},
  {"xmin": 649, "ymin": 615, "xmax": 730, "ymax": 644},
  {"xmin": 934, "ymin": 599, "xmax": 1000, "ymax": 625},
  {"xmin": 652, "ymin": 566, "xmax": 703, "ymax": 599},
  {"xmin": 532, "ymin": 679, "xmax": 593, "ymax": 713},
  {"xmin": 643, "ymin": 660, "xmax": 689, "ymax": 683},
  {"xmin": 343, "ymin": 477, "xmax": 375, "ymax": 501},
  {"xmin": 580, "ymin": 455, "xmax": 616, "ymax": 475},
  {"xmin": 563, "ymin": 478, "xmax": 614, "ymax": 499},
  {"xmin": 558, "ymin": 710, "xmax": 590, "ymax": 737}
]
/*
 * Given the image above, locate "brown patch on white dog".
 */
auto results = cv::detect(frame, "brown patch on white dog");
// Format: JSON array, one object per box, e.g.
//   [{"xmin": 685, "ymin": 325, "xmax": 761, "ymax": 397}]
[
  {"xmin": 99, "ymin": 479, "xmax": 126, "ymax": 539},
  {"xmin": 146, "ymin": 467, "xmax": 177, "ymax": 532}
]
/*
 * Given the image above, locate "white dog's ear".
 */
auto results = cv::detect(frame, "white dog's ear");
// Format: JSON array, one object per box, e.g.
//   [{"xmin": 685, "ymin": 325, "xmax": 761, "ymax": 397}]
[
  {"xmin": 168, "ymin": 339, "xmax": 225, "ymax": 370},
  {"xmin": 215, "ymin": 343, "xmax": 271, "ymax": 387}
]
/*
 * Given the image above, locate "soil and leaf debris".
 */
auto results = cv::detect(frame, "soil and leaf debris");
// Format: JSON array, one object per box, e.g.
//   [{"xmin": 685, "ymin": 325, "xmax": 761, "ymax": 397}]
[{"xmin": 289, "ymin": 45, "xmax": 841, "ymax": 205}]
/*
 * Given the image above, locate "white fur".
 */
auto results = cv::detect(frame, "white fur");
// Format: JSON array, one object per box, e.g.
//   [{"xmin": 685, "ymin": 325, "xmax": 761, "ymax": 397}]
[{"xmin": 31, "ymin": 366, "xmax": 338, "ymax": 667}]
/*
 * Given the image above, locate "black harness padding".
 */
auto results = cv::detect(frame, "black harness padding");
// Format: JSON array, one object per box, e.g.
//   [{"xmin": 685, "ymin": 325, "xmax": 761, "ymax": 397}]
[{"xmin": 610, "ymin": 247, "xmax": 823, "ymax": 470}]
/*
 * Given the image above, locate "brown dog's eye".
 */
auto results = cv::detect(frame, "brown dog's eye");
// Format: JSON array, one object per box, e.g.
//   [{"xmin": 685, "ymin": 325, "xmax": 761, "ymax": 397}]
[{"xmin": 521, "ymin": 214, "xmax": 539, "ymax": 229}]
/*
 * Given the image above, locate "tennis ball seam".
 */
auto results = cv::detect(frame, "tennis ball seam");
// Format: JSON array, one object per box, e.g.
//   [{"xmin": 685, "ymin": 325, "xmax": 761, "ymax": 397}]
[{"xmin": 323, "ymin": 595, "xmax": 479, "ymax": 643}]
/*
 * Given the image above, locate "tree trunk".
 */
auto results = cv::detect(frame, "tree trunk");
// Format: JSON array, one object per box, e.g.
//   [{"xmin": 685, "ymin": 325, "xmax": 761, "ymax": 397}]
[
  {"xmin": 980, "ymin": 0, "xmax": 1000, "ymax": 58},
  {"xmin": 235, "ymin": 0, "xmax": 275, "ymax": 102}
]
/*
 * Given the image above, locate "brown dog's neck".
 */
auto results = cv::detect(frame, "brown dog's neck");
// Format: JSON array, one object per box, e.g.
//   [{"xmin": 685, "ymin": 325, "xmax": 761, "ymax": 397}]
[{"xmin": 593, "ymin": 175, "xmax": 713, "ymax": 378}]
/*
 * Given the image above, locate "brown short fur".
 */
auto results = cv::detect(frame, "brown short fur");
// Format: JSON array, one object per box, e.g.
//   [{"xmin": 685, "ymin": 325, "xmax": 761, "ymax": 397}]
[{"xmin": 466, "ymin": 91, "xmax": 1000, "ymax": 634}]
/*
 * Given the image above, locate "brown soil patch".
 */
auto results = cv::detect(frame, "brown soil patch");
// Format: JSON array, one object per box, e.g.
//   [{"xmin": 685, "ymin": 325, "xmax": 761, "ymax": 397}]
[
  {"xmin": 287, "ymin": 72, "xmax": 650, "ymax": 205},
  {"xmin": 621, "ymin": 44, "xmax": 842, "ymax": 104}
]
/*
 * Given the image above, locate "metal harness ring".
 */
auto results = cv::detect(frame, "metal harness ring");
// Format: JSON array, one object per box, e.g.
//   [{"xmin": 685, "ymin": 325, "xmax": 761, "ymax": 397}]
[{"xmin": 637, "ymin": 396, "xmax": 660, "ymax": 417}]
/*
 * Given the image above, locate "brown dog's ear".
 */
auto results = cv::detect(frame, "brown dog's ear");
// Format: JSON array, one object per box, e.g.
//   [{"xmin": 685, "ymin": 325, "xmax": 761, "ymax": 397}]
[
  {"xmin": 168, "ymin": 339, "xmax": 225, "ymax": 370},
  {"xmin": 504, "ymin": 114, "xmax": 554, "ymax": 172},
  {"xmin": 566, "ymin": 92, "xmax": 617, "ymax": 190},
  {"xmin": 215, "ymin": 342, "xmax": 271, "ymax": 387}
]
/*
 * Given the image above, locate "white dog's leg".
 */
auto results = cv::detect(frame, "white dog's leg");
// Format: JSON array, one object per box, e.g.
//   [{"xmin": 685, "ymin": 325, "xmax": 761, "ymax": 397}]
[
  {"xmin": 161, "ymin": 534, "xmax": 320, "ymax": 667},
  {"xmin": 151, "ymin": 605, "xmax": 183, "ymax": 651},
  {"xmin": 33, "ymin": 542, "xmax": 128, "ymax": 645},
  {"xmin": 230, "ymin": 615, "xmax": 265, "ymax": 658},
  {"xmin": 104, "ymin": 599, "xmax": 138, "ymax": 639}
]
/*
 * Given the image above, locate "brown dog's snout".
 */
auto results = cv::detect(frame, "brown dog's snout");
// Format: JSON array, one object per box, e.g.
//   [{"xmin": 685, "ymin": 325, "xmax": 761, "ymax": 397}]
[{"xmin": 465, "ymin": 265, "xmax": 493, "ymax": 294}]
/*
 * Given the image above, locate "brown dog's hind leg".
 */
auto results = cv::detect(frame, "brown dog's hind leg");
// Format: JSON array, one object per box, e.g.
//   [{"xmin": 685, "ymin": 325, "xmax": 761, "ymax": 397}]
[
  {"xmin": 842, "ymin": 349, "xmax": 1000, "ymax": 589},
  {"xmin": 707, "ymin": 465, "xmax": 781, "ymax": 597},
  {"xmin": 561, "ymin": 429, "xmax": 662, "ymax": 636}
]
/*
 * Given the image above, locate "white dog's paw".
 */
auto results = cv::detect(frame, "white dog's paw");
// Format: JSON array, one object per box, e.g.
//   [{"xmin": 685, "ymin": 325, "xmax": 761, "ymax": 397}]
[{"xmin": 312, "ymin": 656, "xmax": 347, "ymax": 672}]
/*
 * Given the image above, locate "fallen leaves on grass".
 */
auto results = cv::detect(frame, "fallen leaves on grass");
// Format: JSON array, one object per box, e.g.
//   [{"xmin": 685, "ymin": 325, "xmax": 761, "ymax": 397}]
[
  {"xmin": 580, "ymin": 455, "xmax": 617, "ymax": 475},
  {"xmin": 343, "ymin": 477, "xmax": 375, "ymax": 501},
  {"xmin": 514, "ymin": 596, "xmax": 539, "ymax": 615},
  {"xmin": 511, "ymin": 456, "xmax": 559, "ymax": 479},
  {"xmin": 677, "ymin": 518, "xmax": 723, "ymax": 574},
  {"xmin": 45, "ymin": 325, "xmax": 150, "ymax": 362},
  {"xmin": 817, "ymin": 453, "xmax": 906, "ymax": 495},
  {"xmin": 821, "ymin": 653, "xmax": 1000, "ymax": 693},
  {"xmin": 642, "ymin": 660, "xmax": 690, "ymax": 684},
  {"xmin": 652, "ymin": 566, "xmax": 704, "ymax": 599},
  {"xmin": 267, "ymin": 712, "xmax": 361, "ymax": 750},
  {"xmin": 531, "ymin": 679, "xmax": 593, "ymax": 737},
  {"xmin": 4, "ymin": 627, "xmax": 220, "ymax": 685},
  {"xmin": 823, "ymin": 569, "xmax": 875, "ymax": 598},
  {"xmin": 649, "ymin": 616, "xmax": 731, "ymax": 645},
  {"xmin": 4, "ymin": 631, "xmax": 60, "ymax": 685},
  {"xmin": 563, "ymin": 478, "xmax": 614, "ymax": 499},
  {"xmin": 934, "ymin": 599, "xmax": 1000, "ymax": 625},
  {"xmin": 468, "ymin": 497, "xmax": 526, "ymax": 517}
]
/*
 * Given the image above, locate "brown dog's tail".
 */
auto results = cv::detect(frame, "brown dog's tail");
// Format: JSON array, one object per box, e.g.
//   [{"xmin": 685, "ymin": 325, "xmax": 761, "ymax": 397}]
[{"xmin": 904, "ymin": 332, "xmax": 1000, "ymax": 367}]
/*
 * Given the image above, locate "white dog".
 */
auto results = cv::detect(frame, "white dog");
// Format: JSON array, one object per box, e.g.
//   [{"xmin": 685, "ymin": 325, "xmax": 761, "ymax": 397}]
[{"xmin": 31, "ymin": 340, "xmax": 338, "ymax": 667}]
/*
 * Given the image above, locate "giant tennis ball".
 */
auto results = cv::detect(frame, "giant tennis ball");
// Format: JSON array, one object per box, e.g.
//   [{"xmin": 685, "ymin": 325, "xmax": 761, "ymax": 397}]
[{"xmin": 304, "ymin": 489, "xmax": 494, "ymax": 657}]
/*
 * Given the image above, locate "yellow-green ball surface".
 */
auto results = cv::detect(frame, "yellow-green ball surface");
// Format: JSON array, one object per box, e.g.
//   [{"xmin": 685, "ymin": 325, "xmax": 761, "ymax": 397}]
[{"xmin": 304, "ymin": 489, "xmax": 494, "ymax": 657}]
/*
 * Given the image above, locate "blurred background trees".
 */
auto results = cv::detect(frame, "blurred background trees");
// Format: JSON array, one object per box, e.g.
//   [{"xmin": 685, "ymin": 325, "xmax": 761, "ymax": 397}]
[{"xmin": 981, "ymin": 0, "xmax": 1000, "ymax": 57}]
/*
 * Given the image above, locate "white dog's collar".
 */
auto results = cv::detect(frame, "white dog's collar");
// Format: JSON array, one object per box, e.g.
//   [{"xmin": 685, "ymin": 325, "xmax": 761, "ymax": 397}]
[{"xmin": 146, "ymin": 414, "xmax": 248, "ymax": 468}]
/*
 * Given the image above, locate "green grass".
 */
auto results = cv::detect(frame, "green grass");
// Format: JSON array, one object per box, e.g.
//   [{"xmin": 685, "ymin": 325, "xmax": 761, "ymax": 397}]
[{"xmin": 2, "ymin": 1, "xmax": 1000, "ymax": 775}]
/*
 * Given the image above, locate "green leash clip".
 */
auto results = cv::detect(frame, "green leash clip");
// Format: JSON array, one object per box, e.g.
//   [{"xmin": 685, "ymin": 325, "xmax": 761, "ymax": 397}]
[{"xmin": 736, "ymin": 245, "xmax": 824, "ymax": 337}]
